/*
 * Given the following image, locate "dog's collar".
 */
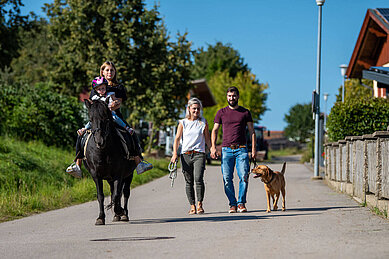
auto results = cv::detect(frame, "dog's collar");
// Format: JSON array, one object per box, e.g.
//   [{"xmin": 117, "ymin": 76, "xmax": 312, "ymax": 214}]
[{"xmin": 262, "ymin": 172, "xmax": 275, "ymax": 185}]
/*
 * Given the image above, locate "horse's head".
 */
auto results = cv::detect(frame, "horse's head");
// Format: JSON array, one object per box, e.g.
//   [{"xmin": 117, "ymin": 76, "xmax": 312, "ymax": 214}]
[{"xmin": 85, "ymin": 99, "xmax": 113, "ymax": 149}]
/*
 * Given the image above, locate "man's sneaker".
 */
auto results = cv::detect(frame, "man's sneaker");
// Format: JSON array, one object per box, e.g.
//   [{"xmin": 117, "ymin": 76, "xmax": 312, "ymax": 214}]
[
  {"xmin": 228, "ymin": 206, "xmax": 237, "ymax": 213},
  {"xmin": 237, "ymin": 204, "xmax": 247, "ymax": 213},
  {"xmin": 66, "ymin": 162, "xmax": 82, "ymax": 179},
  {"xmin": 136, "ymin": 160, "xmax": 153, "ymax": 175}
]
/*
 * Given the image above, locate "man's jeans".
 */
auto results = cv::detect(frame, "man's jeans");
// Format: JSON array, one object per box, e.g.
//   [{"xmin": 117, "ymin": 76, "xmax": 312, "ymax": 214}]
[{"xmin": 221, "ymin": 147, "xmax": 250, "ymax": 207}]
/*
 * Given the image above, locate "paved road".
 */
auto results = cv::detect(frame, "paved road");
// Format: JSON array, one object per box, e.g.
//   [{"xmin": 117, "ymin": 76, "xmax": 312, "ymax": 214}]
[{"xmin": 1, "ymin": 160, "xmax": 389, "ymax": 258}]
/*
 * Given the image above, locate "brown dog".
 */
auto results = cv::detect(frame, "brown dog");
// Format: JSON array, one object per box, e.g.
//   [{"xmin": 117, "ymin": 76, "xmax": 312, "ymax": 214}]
[{"xmin": 251, "ymin": 162, "xmax": 286, "ymax": 213}]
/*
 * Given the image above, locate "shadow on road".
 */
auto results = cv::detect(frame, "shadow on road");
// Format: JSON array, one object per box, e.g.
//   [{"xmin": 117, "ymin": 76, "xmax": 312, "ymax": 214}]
[
  {"xmin": 128, "ymin": 213, "xmax": 318, "ymax": 224},
  {"xmin": 90, "ymin": 236, "xmax": 175, "ymax": 242},
  {"xmin": 127, "ymin": 205, "xmax": 359, "ymax": 225}
]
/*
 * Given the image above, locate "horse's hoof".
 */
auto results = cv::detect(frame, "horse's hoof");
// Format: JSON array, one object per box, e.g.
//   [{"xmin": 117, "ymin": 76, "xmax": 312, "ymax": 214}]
[
  {"xmin": 95, "ymin": 218, "xmax": 105, "ymax": 225},
  {"xmin": 112, "ymin": 215, "xmax": 121, "ymax": 222},
  {"xmin": 120, "ymin": 215, "xmax": 129, "ymax": 221}
]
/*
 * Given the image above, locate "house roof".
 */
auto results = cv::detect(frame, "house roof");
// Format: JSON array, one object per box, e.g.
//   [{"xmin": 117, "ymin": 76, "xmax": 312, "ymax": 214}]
[
  {"xmin": 362, "ymin": 66, "xmax": 389, "ymax": 85},
  {"xmin": 190, "ymin": 79, "xmax": 216, "ymax": 107},
  {"xmin": 346, "ymin": 8, "xmax": 389, "ymax": 79}
]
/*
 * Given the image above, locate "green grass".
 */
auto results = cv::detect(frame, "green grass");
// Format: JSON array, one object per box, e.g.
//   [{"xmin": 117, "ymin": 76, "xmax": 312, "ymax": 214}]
[
  {"xmin": 268, "ymin": 147, "xmax": 303, "ymax": 157},
  {"xmin": 266, "ymin": 147, "xmax": 305, "ymax": 162},
  {"xmin": 0, "ymin": 136, "xmax": 169, "ymax": 222}
]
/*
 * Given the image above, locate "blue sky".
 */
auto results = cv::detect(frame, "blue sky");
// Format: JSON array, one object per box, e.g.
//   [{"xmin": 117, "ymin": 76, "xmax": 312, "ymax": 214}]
[{"xmin": 22, "ymin": 0, "xmax": 389, "ymax": 130}]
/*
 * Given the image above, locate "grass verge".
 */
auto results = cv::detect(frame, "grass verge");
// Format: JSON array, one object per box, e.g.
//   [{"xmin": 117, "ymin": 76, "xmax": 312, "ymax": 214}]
[{"xmin": 0, "ymin": 136, "xmax": 169, "ymax": 223}]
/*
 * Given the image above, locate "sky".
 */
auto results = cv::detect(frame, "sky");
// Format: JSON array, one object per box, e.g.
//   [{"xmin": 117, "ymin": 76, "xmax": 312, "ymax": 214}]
[{"xmin": 22, "ymin": 0, "xmax": 389, "ymax": 131}]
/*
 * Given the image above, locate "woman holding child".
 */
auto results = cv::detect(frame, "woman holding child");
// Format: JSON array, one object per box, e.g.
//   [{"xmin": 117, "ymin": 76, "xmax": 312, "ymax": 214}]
[
  {"xmin": 171, "ymin": 98, "xmax": 211, "ymax": 214},
  {"xmin": 66, "ymin": 61, "xmax": 152, "ymax": 177}
]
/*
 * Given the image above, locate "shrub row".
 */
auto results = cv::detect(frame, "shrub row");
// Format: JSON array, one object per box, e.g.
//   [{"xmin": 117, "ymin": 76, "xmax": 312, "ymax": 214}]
[
  {"xmin": 0, "ymin": 82, "xmax": 85, "ymax": 147},
  {"xmin": 327, "ymin": 97, "xmax": 389, "ymax": 142}
]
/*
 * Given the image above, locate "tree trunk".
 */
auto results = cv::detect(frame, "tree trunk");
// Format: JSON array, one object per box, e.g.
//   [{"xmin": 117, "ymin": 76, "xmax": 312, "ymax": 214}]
[{"xmin": 147, "ymin": 127, "xmax": 154, "ymax": 154}]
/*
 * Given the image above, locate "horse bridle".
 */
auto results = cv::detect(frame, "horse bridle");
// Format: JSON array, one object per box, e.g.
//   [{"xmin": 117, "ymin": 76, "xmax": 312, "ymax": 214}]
[{"xmin": 91, "ymin": 120, "xmax": 111, "ymax": 149}]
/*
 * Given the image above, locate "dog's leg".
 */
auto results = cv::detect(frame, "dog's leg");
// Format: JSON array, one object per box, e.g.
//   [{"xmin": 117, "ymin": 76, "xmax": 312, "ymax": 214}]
[
  {"xmin": 273, "ymin": 192, "xmax": 280, "ymax": 211},
  {"xmin": 266, "ymin": 191, "xmax": 271, "ymax": 213},
  {"xmin": 281, "ymin": 187, "xmax": 286, "ymax": 211}
]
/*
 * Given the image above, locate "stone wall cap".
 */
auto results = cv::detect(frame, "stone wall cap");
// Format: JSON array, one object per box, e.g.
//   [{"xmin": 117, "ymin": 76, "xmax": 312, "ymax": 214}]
[
  {"xmin": 373, "ymin": 131, "xmax": 389, "ymax": 138},
  {"xmin": 362, "ymin": 134, "xmax": 375, "ymax": 140},
  {"xmin": 332, "ymin": 143, "xmax": 339, "ymax": 147},
  {"xmin": 350, "ymin": 136, "xmax": 363, "ymax": 141},
  {"xmin": 338, "ymin": 140, "xmax": 347, "ymax": 144},
  {"xmin": 345, "ymin": 136, "xmax": 353, "ymax": 141}
]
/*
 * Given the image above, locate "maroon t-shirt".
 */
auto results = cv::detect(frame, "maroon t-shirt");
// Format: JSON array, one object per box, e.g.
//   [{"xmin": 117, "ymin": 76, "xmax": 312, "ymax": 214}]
[{"xmin": 214, "ymin": 106, "xmax": 253, "ymax": 147}]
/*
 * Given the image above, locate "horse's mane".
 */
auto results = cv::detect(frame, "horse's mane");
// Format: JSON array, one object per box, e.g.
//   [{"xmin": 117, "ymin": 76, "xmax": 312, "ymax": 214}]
[{"xmin": 89, "ymin": 100, "xmax": 112, "ymax": 122}]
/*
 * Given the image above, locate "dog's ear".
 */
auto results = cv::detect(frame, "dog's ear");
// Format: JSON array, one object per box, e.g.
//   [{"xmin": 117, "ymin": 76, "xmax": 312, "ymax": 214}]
[{"xmin": 265, "ymin": 167, "xmax": 271, "ymax": 177}]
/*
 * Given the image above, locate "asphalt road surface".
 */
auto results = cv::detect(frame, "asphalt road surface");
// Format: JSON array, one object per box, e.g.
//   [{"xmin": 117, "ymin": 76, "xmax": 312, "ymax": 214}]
[{"xmin": 1, "ymin": 159, "xmax": 389, "ymax": 258}]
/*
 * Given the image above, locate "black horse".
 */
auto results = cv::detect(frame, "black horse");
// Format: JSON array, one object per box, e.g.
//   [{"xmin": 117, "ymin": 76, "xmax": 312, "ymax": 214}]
[{"xmin": 84, "ymin": 99, "xmax": 136, "ymax": 225}]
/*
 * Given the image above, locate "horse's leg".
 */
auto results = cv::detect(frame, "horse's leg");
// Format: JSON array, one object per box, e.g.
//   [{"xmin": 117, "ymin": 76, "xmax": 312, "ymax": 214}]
[
  {"xmin": 121, "ymin": 174, "xmax": 134, "ymax": 221},
  {"xmin": 94, "ymin": 178, "xmax": 105, "ymax": 225},
  {"xmin": 108, "ymin": 180, "xmax": 121, "ymax": 222},
  {"xmin": 112, "ymin": 179, "xmax": 125, "ymax": 217}
]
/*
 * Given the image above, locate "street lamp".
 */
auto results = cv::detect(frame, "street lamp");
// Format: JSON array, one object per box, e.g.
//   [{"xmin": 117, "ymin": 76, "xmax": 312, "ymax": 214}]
[
  {"xmin": 313, "ymin": 0, "xmax": 325, "ymax": 179},
  {"xmin": 340, "ymin": 64, "xmax": 348, "ymax": 102},
  {"xmin": 323, "ymin": 93, "xmax": 329, "ymax": 130}
]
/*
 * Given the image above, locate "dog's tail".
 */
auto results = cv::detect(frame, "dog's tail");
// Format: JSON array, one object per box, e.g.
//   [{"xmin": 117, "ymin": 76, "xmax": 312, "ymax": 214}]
[{"xmin": 280, "ymin": 162, "xmax": 286, "ymax": 175}]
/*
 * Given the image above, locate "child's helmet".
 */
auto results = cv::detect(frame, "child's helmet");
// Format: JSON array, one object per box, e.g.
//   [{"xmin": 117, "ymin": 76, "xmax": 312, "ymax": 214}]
[{"xmin": 91, "ymin": 76, "xmax": 108, "ymax": 89}]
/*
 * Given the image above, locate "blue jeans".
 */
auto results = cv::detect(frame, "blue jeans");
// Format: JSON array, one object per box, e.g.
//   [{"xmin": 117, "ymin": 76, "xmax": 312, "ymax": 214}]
[{"xmin": 221, "ymin": 147, "xmax": 249, "ymax": 207}]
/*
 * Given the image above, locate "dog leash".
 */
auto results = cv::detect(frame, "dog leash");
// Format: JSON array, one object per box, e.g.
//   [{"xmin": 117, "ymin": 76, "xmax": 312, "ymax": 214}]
[
  {"xmin": 249, "ymin": 157, "xmax": 257, "ymax": 174},
  {"xmin": 168, "ymin": 161, "xmax": 177, "ymax": 188}
]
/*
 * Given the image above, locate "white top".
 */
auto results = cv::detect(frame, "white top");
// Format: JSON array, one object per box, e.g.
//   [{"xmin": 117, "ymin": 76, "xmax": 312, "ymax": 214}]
[
  {"xmin": 180, "ymin": 117, "xmax": 207, "ymax": 154},
  {"xmin": 91, "ymin": 92, "xmax": 115, "ymax": 105}
]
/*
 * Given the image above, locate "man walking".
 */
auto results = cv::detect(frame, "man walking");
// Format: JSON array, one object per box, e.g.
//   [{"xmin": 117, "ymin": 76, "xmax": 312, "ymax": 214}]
[{"xmin": 210, "ymin": 87, "xmax": 256, "ymax": 213}]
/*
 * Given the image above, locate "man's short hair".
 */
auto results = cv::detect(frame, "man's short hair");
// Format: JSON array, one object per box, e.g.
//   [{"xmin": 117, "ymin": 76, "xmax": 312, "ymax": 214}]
[{"xmin": 227, "ymin": 86, "xmax": 239, "ymax": 96}]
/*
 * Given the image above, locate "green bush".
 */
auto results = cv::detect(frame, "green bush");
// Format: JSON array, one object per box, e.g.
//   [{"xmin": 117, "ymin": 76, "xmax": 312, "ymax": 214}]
[
  {"xmin": 0, "ymin": 81, "xmax": 85, "ymax": 147},
  {"xmin": 327, "ymin": 98, "xmax": 389, "ymax": 142}
]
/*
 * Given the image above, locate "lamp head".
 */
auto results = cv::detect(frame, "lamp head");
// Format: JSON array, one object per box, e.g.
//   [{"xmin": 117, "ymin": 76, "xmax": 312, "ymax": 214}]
[
  {"xmin": 340, "ymin": 64, "xmax": 348, "ymax": 77},
  {"xmin": 316, "ymin": 0, "xmax": 325, "ymax": 6}
]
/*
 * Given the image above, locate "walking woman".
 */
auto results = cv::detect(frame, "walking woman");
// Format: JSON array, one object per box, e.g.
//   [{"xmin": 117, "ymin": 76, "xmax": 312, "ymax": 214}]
[{"xmin": 171, "ymin": 98, "xmax": 211, "ymax": 214}]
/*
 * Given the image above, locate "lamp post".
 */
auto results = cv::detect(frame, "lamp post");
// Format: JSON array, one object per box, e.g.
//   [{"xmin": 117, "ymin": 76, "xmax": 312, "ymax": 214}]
[
  {"xmin": 323, "ymin": 93, "xmax": 329, "ymax": 130},
  {"xmin": 313, "ymin": 0, "xmax": 325, "ymax": 179},
  {"xmin": 340, "ymin": 64, "xmax": 348, "ymax": 102}
]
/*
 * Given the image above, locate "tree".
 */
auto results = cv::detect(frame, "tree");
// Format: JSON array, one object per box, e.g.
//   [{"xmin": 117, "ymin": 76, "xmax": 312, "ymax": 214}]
[
  {"xmin": 335, "ymin": 78, "xmax": 373, "ymax": 103},
  {"xmin": 11, "ymin": 18, "xmax": 58, "ymax": 84},
  {"xmin": 191, "ymin": 42, "xmax": 249, "ymax": 80},
  {"xmin": 203, "ymin": 71, "xmax": 268, "ymax": 131},
  {"xmin": 45, "ymin": 0, "xmax": 193, "ymax": 150},
  {"xmin": 0, "ymin": 0, "xmax": 30, "ymax": 70},
  {"xmin": 284, "ymin": 103, "xmax": 314, "ymax": 143}
]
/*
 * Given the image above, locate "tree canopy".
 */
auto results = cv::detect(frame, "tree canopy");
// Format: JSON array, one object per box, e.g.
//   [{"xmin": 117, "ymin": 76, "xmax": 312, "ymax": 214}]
[
  {"xmin": 283, "ymin": 103, "xmax": 314, "ymax": 143},
  {"xmin": 192, "ymin": 42, "xmax": 249, "ymax": 80},
  {"xmin": 192, "ymin": 42, "xmax": 268, "ymax": 129},
  {"xmin": 45, "ymin": 0, "xmax": 193, "ymax": 128},
  {"xmin": 203, "ymin": 70, "xmax": 268, "ymax": 130},
  {"xmin": 0, "ymin": 0, "xmax": 31, "ymax": 70}
]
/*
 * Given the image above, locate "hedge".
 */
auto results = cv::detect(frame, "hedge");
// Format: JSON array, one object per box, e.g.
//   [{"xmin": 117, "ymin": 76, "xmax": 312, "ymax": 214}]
[
  {"xmin": 327, "ymin": 97, "xmax": 389, "ymax": 142},
  {"xmin": 0, "ymin": 81, "xmax": 85, "ymax": 147}
]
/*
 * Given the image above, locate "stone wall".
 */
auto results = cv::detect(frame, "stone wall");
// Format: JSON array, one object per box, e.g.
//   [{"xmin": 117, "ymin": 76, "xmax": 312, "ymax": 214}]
[{"xmin": 324, "ymin": 131, "xmax": 389, "ymax": 214}]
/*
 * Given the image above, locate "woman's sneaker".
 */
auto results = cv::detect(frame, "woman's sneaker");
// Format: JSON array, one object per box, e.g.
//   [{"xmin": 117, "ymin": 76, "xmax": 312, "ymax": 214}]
[
  {"xmin": 136, "ymin": 160, "xmax": 153, "ymax": 175},
  {"xmin": 66, "ymin": 162, "xmax": 82, "ymax": 179}
]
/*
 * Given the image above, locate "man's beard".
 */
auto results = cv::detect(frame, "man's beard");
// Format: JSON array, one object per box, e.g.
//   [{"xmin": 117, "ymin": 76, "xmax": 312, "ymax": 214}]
[{"xmin": 228, "ymin": 99, "xmax": 238, "ymax": 107}]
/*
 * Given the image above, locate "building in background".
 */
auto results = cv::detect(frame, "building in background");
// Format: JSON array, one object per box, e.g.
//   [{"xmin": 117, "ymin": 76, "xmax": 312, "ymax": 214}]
[{"xmin": 346, "ymin": 8, "xmax": 389, "ymax": 98}]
